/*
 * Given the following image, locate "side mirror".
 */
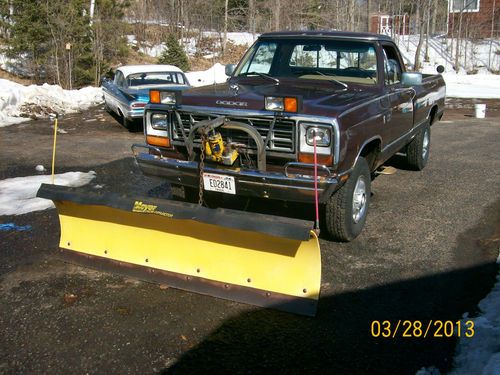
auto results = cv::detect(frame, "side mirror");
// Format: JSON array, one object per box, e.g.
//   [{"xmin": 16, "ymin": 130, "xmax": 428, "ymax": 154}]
[
  {"xmin": 436, "ymin": 65, "xmax": 445, "ymax": 74},
  {"xmin": 225, "ymin": 64, "xmax": 236, "ymax": 76},
  {"xmin": 401, "ymin": 72, "xmax": 422, "ymax": 86}
]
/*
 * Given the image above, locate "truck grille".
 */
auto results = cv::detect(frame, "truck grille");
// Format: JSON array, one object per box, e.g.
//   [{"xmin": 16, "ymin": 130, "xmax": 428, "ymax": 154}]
[{"xmin": 172, "ymin": 112, "xmax": 296, "ymax": 153}]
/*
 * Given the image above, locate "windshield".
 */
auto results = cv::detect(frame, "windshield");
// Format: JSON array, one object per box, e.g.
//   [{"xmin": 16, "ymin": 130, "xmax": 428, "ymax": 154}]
[
  {"xmin": 126, "ymin": 72, "xmax": 187, "ymax": 87},
  {"xmin": 235, "ymin": 39, "xmax": 378, "ymax": 85}
]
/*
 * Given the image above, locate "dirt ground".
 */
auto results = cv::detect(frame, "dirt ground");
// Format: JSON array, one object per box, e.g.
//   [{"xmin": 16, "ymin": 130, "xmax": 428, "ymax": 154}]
[{"xmin": 0, "ymin": 104, "xmax": 499, "ymax": 374}]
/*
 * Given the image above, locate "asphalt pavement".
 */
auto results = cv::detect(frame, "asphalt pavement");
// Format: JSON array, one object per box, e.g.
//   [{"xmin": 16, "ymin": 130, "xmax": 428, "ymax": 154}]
[{"xmin": 0, "ymin": 106, "xmax": 499, "ymax": 374}]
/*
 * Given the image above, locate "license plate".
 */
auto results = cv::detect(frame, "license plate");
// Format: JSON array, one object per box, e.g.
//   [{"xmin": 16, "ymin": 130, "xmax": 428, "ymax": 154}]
[{"xmin": 203, "ymin": 173, "xmax": 236, "ymax": 195}]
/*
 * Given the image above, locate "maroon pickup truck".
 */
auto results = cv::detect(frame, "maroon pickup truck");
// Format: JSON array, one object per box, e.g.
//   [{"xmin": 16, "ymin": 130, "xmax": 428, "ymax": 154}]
[{"xmin": 133, "ymin": 31, "xmax": 446, "ymax": 241}]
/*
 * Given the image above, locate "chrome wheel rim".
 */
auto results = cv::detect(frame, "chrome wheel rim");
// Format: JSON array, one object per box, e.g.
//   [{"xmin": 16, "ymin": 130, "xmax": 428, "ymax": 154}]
[
  {"xmin": 352, "ymin": 176, "xmax": 368, "ymax": 224},
  {"xmin": 422, "ymin": 129, "xmax": 429, "ymax": 159}
]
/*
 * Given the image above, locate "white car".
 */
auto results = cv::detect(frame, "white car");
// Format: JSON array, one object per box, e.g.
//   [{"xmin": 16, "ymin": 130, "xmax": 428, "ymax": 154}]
[{"xmin": 101, "ymin": 64, "xmax": 190, "ymax": 131}]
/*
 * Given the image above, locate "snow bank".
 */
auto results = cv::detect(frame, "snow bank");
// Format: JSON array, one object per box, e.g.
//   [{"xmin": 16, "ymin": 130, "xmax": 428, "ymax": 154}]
[
  {"xmin": 0, "ymin": 171, "xmax": 96, "ymax": 216},
  {"xmin": 0, "ymin": 79, "xmax": 103, "ymax": 127},
  {"xmin": 185, "ymin": 63, "xmax": 228, "ymax": 87},
  {"xmin": 440, "ymin": 72, "xmax": 500, "ymax": 99}
]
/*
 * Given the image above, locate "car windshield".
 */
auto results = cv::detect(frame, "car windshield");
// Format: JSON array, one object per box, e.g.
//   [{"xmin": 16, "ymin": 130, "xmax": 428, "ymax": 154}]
[
  {"xmin": 126, "ymin": 72, "xmax": 187, "ymax": 87},
  {"xmin": 235, "ymin": 39, "xmax": 378, "ymax": 85}
]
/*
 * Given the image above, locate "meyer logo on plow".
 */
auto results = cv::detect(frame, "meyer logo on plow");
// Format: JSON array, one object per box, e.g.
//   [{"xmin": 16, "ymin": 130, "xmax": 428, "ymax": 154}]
[{"xmin": 132, "ymin": 201, "xmax": 173, "ymax": 218}]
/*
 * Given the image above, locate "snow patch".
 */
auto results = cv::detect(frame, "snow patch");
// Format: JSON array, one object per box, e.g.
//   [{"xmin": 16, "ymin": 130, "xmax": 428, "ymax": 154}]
[
  {"xmin": 449, "ymin": 254, "xmax": 500, "ymax": 375},
  {"xmin": 415, "ymin": 366, "xmax": 441, "ymax": 375},
  {"xmin": 185, "ymin": 63, "xmax": 228, "ymax": 87},
  {"xmin": 0, "ymin": 79, "xmax": 103, "ymax": 127},
  {"xmin": 0, "ymin": 171, "xmax": 96, "ymax": 216}
]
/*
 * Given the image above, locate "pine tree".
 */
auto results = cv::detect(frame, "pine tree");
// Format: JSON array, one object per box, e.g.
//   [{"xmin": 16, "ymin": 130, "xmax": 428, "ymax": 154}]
[
  {"xmin": 158, "ymin": 33, "xmax": 190, "ymax": 72},
  {"xmin": 7, "ymin": 0, "xmax": 52, "ymax": 82},
  {"xmin": 6, "ymin": 0, "xmax": 128, "ymax": 87}
]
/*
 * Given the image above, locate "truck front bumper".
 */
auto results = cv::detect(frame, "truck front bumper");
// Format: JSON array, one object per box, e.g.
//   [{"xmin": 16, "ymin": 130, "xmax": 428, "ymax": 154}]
[{"xmin": 133, "ymin": 146, "xmax": 341, "ymax": 204}]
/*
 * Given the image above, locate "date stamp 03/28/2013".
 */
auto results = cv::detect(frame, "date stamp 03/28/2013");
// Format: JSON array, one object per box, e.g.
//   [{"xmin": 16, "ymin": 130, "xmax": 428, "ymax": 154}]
[{"xmin": 370, "ymin": 320, "xmax": 475, "ymax": 339}]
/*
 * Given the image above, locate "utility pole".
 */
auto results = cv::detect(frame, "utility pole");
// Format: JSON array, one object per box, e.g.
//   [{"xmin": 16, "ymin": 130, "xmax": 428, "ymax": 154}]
[
  {"xmin": 275, "ymin": 0, "xmax": 280, "ymax": 31},
  {"xmin": 89, "ymin": 0, "xmax": 95, "ymax": 26},
  {"xmin": 66, "ymin": 43, "xmax": 72, "ymax": 90},
  {"xmin": 488, "ymin": 0, "xmax": 496, "ymax": 69},
  {"xmin": 367, "ymin": 0, "xmax": 372, "ymax": 32},
  {"xmin": 223, "ymin": 0, "xmax": 228, "ymax": 54}
]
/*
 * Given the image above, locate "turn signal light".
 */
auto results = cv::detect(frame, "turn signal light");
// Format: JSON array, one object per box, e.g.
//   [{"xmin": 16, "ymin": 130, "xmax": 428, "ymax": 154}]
[
  {"xmin": 298, "ymin": 153, "xmax": 333, "ymax": 166},
  {"xmin": 150, "ymin": 90, "xmax": 161, "ymax": 104},
  {"xmin": 147, "ymin": 135, "xmax": 171, "ymax": 148},
  {"xmin": 284, "ymin": 97, "xmax": 298, "ymax": 112}
]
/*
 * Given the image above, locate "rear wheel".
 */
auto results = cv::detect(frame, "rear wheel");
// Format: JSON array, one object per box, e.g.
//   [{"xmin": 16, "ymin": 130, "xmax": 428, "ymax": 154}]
[
  {"xmin": 122, "ymin": 115, "xmax": 137, "ymax": 132},
  {"xmin": 406, "ymin": 124, "xmax": 430, "ymax": 170},
  {"xmin": 325, "ymin": 157, "xmax": 371, "ymax": 242}
]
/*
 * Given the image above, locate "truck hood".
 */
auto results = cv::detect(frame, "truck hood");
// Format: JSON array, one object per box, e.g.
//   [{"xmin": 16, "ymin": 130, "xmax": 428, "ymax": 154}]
[{"xmin": 179, "ymin": 78, "xmax": 379, "ymax": 118}]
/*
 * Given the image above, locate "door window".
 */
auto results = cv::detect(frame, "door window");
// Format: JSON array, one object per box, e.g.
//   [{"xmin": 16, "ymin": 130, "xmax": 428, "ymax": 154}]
[
  {"xmin": 382, "ymin": 45, "xmax": 403, "ymax": 85},
  {"xmin": 239, "ymin": 42, "xmax": 277, "ymax": 74}
]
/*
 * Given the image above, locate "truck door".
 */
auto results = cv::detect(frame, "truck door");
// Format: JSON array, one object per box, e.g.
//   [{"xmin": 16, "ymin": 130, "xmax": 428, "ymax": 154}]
[{"xmin": 380, "ymin": 43, "xmax": 414, "ymax": 147}]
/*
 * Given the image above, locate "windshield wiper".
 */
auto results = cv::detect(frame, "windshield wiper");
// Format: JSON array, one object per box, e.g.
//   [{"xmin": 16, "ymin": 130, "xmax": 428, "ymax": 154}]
[
  {"xmin": 239, "ymin": 71, "xmax": 280, "ymax": 85},
  {"xmin": 312, "ymin": 71, "xmax": 348, "ymax": 89}
]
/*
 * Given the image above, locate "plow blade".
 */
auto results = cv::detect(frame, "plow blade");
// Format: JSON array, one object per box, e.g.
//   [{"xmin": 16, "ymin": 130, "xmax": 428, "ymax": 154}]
[{"xmin": 37, "ymin": 184, "xmax": 321, "ymax": 316}]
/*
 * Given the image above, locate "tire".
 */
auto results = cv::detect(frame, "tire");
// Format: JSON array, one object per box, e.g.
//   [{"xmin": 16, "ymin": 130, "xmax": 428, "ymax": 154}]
[
  {"xmin": 122, "ymin": 115, "xmax": 137, "ymax": 132},
  {"xmin": 325, "ymin": 157, "xmax": 371, "ymax": 242},
  {"xmin": 170, "ymin": 184, "xmax": 198, "ymax": 203},
  {"xmin": 184, "ymin": 186, "xmax": 199, "ymax": 203},
  {"xmin": 406, "ymin": 124, "xmax": 430, "ymax": 171},
  {"xmin": 103, "ymin": 100, "xmax": 112, "ymax": 113}
]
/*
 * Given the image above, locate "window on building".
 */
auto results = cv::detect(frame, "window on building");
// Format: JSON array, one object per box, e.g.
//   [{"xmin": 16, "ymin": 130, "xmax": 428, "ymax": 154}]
[{"xmin": 450, "ymin": 0, "xmax": 480, "ymax": 13}]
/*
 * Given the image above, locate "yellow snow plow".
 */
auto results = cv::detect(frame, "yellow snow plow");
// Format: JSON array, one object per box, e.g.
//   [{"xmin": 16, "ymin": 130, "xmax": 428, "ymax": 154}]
[{"xmin": 37, "ymin": 184, "xmax": 321, "ymax": 316}]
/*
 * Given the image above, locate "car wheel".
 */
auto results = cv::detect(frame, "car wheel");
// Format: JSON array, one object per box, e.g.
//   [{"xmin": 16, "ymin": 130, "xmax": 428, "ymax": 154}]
[
  {"xmin": 325, "ymin": 156, "xmax": 371, "ymax": 242},
  {"xmin": 406, "ymin": 124, "xmax": 430, "ymax": 171},
  {"xmin": 103, "ymin": 100, "xmax": 112, "ymax": 113},
  {"xmin": 122, "ymin": 115, "xmax": 137, "ymax": 132}
]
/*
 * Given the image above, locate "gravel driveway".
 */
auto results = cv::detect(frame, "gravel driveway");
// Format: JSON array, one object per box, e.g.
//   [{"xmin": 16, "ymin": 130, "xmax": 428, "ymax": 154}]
[{"xmin": 0, "ymin": 106, "xmax": 499, "ymax": 374}]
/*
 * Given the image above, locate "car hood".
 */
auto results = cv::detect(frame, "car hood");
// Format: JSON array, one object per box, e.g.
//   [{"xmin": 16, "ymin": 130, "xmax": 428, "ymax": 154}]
[{"xmin": 179, "ymin": 78, "xmax": 379, "ymax": 118}]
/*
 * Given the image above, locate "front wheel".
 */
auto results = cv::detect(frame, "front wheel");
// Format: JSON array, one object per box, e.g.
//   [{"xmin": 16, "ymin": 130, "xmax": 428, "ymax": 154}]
[
  {"xmin": 103, "ymin": 99, "xmax": 112, "ymax": 113},
  {"xmin": 405, "ymin": 124, "xmax": 430, "ymax": 170},
  {"xmin": 325, "ymin": 157, "xmax": 371, "ymax": 242}
]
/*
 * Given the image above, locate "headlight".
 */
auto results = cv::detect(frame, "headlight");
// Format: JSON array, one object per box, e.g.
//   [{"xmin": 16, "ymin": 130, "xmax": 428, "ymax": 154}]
[
  {"xmin": 265, "ymin": 96, "xmax": 298, "ymax": 112},
  {"xmin": 306, "ymin": 127, "xmax": 331, "ymax": 147},
  {"xmin": 160, "ymin": 92, "xmax": 176, "ymax": 105},
  {"xmin": 265, "ymin": 97, "xmax": 284, "ymax": 111},
  {"xmin": 150, "ymin": 113, "xmax": 168, "ymax": 130},
  {"xmin": 299, "ymin": 122, "xmax": 333, "ymax": 156}
]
